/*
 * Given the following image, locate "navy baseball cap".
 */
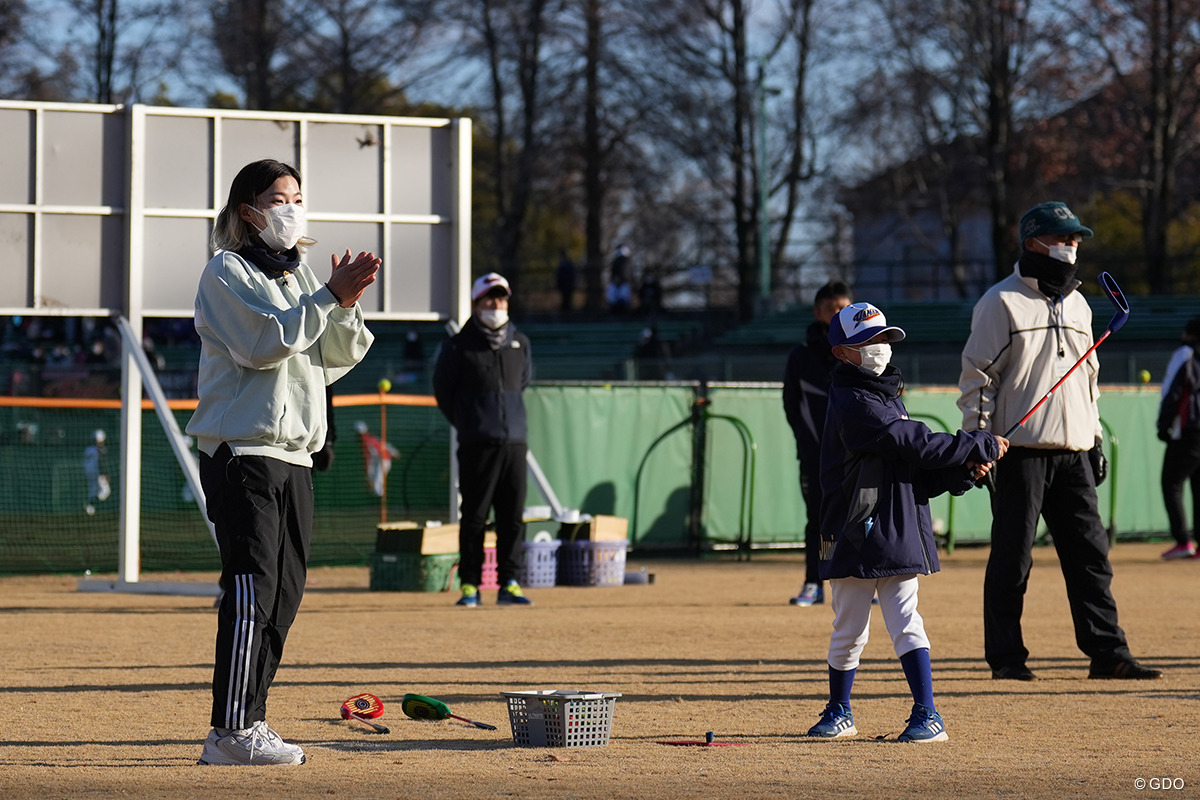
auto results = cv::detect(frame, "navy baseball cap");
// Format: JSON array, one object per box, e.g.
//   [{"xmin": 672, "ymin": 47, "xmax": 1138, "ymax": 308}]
[
  {"xmin": 828, "ymin": 302, "xmax": 907, "ymax": 347},
  {"xmin": 1019, "ymin": 201, "xmax": 1094, "ymax": 241}
]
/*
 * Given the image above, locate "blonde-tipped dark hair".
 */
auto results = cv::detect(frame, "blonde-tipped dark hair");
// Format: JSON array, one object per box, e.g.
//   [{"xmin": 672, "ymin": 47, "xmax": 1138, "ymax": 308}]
[{"xmin": 212, "ymin": 159, "xmax": 317, "ymax": 252}]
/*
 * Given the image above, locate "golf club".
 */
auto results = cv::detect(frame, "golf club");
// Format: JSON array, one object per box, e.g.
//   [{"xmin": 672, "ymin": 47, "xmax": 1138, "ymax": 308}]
[
  {"xmin": 401, "ymin": 693, "xmax": 498, "ymax": 730},
  {"xmin": 340, "ymin": 693, "xmax": 391, "ymax": 734},
  {"xmin": 1002, "ymin": 271, "xmax": 1129, "ymax": 439}
]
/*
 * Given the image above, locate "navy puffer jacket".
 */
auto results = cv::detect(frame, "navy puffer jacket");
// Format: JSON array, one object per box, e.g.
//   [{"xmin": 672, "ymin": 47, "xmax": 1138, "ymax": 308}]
[{"xmin": 819, "ymin": 362, "xmax": 1000, "ymax": 580}]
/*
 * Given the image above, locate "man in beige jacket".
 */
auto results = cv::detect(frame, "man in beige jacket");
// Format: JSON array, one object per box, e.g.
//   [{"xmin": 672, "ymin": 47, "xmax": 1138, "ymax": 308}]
[{"xmin": 958, "ymin": 201, "xmax": 1162, "ymax": 682}]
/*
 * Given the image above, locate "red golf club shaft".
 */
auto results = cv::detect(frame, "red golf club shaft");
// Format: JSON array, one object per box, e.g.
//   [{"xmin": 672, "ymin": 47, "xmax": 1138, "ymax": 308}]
[
  {"xmin": 1003, "ymin": 328, "xmax": 1111, "ymax": 439},
  {"xmin": 449, "ymin": 713, "xmax": 497, "ymax": 730}
]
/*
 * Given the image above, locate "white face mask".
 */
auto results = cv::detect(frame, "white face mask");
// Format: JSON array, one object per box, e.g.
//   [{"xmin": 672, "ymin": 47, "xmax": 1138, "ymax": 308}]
[
  {"xmin": 478, "ymin": 308, "xmax": 509, "ymax": 329},
  {"xmin": 250, "ymin": 203, "xmax": 307, "ymax": 251},
  {"xmin": 854, "ymin": 343, "xmax": 892, "ymax": 376},
  {"xmin": 1036, "ymin": 238, "xmax": 1078, "ymax": 265}
]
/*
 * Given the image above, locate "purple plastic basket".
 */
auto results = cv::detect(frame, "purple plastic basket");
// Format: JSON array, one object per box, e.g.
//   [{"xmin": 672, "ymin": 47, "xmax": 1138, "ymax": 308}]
[
  {"xmin": 519, "ymin": 540, "xmax": 562, "ymax": 588},
  {"xmin": 557, "ymin": 540, "xmax": 627, "ymax": 586}
]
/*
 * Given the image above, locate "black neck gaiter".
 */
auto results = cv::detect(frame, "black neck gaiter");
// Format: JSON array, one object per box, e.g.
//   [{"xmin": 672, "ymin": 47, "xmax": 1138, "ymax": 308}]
[
  {"xmin": 1018, "ymin": 249, "xmax": 1078, "ymax": 298},
  {"xmin": 239, "ymin": 238, "xmax": 300, "ymax": 278}
]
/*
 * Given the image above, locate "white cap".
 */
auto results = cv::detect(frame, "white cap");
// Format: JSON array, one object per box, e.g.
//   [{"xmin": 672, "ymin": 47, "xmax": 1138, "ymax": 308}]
[
  {"xmin": 471, "ymin": 273, "xmax": 511, "ymax": 301},
  {"xmin": 828, "ymin": 302, "xmax": 906, "ymax": 347}
]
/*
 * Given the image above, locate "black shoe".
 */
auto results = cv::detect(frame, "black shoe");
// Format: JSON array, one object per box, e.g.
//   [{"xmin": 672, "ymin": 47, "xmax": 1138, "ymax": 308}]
[
  {"xmin": 1088, "ymin": 660, "xmax": 1164, "ymax": 680},
  {"xmin": 991, "ymin": 664, "xmax": 1037, "ymax": 681}
]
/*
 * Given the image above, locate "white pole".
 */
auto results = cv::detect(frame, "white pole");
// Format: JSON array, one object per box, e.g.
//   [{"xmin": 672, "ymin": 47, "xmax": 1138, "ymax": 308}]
[
  {"xmin": 117, "ymin": 104, "xmax": 147, "ymax": 584},
  {"xmin": 447, "ymin": 119, "xmax": 473, "ymax": 522}
]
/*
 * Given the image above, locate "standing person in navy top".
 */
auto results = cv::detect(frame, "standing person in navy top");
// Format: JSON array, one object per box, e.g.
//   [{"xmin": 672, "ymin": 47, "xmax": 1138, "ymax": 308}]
[{"xmin": 782, "ymin": 280, "xmax": 852, "ymax": 606}]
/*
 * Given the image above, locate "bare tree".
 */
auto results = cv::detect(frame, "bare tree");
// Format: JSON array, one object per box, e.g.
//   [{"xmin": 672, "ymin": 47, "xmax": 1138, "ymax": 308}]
[
  {"xmin": 57, "ymin": 0, "xmax": 193, "ymax": 103},
  {"xmin": 626, "ymin": 0, "xmax": 763, "ymax": 320},
  {"xmin": 439, "ymin": 0, "xmax": 560, "ymax": 289},
  {"xmin": 0, "ymin": 0, "xmax": 49, "ymax": 98},
  {"xmin": 210, "ymin": 0, "xmax": 289, "ymax": 109},
  {"xmin": 768, "ymin": 0, "xmax": 821, "ymax": 298},
  {"xmin": 1070, "ymin": 0, "xmax": 1200, "ymax": 292},
  {"xmin": 285, "ymin": 0, "xmax": 441, "ymax": 114},
  {"xmin": 838, "ymin": 0, "xmax": 1088, "ymax": 287},
  {"xmin": 581, "ymin": 0, "xmax": 604, "ymax": 311}
]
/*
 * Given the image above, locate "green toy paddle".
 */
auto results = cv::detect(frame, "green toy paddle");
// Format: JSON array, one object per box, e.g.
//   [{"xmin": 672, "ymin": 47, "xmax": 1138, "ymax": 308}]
[{"xmin": 401, "ymin": 693, "xmax": 498, "ymax": 730}]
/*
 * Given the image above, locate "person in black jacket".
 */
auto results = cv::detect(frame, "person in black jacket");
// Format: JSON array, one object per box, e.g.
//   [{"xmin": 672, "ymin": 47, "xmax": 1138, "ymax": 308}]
[
  {"xmin": 806, "ymin": 302, "xmax": 1007, "ymax": 743},
  {"xmin": 782, "ymin": 280, "xmax": 852, "ymax": 606},
  {"xmin": 1157, "ymin": 319, "xmax": 1200, "ymax": 560},
  {"xmin": 433, "ymin": 273, "xmax": 533, "ymax": 607}
]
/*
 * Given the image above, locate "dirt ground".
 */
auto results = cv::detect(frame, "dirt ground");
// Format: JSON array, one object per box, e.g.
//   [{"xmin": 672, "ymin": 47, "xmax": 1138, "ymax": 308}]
[{"xmin": 2, "ymin": 541, "xmax": 1197, "ymax": 800}]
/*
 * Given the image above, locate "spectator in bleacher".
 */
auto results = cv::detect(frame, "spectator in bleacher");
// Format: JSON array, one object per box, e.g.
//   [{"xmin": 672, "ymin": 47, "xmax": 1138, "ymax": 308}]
[
  {"xmin": 142, "ymin": 336, "xmax": 166, "ymax": 373},
  {"xmin": 433, "ymin": 272, "xmax": 534, "ymax": 608},
  {"xmin": 635, "ymin": 325, "xmax": 673, "ymax": 380},
  {"xmin": 782, "ymin": 280, "xmax": 853, "ymax": 606},
  {"xmin": 606, "ymin": 274, "xmax": 632, "ymax": 314},
  {"xmin": 1156, "ymin": 316, "xmax": 1200, "ymax": 559},
  {"xmin": 556, "ymin": 249, "xmax": 577, "ymax": 313},
  {"xmin": 637, "ymin": 270, "xmax": 664, "ymax": 316},
  {"xmin": 404, "ymin": 328, "xmax": 424, "ymax": 363},
  {"xmin": 188, "ymin": 158, "xmax": 379, "ymax": 766},
  {"xmin": 85, "ymin": 339, "xmax": 110, "ymax": 365},
  {"xmin": 83, "ymin": 428, "xmax": 111, "ymax": 516},
  {"xmin": 610, "ymin": 244, "xmax": 631, "ymax": 284}
]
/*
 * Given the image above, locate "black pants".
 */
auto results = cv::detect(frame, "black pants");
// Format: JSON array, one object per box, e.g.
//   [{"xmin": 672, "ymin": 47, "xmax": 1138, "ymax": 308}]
[
  {"xmin": 799, "ymin": 461, "xmax": 822, "ymax": 586},
  {"xmin": 200, "ymin": 444, "xmax": 313, "ymax": 730},
  {"xmin": 457, "ymin": 442, "xmax": 526, "ymax": 587},
  {"xmin": 984, "ymin": 447, "xmax": 1131, "ymax": 671},
  {"xmin": 1161, "ymin": 430, "xmax": 1200, "ymax": 546}
]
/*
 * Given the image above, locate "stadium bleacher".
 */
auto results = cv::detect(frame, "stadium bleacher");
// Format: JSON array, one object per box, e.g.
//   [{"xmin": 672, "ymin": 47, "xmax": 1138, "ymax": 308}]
[{"xmin": 709, "ymin": 294, "xmax": 1200, "ymax": 385}]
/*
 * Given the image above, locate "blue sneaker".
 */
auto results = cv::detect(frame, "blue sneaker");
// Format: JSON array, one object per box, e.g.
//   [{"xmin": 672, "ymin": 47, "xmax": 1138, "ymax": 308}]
[
  {"xmin": 496, "ymin": 580, "xmax": 532, "ymax": 606},
  {"xmin": 456, "ymin": 584, "xmax": 481, "ymax": 607},
  {"xmin": 806, "ymin": 702, "xmax": 856, "ymax": 738},
  {"xmin": 789, "ymin": 583, "xmax": 824, "ymax": 606},
  {"xmin": 898, "ymin": 705, "xmax": 948, "ymax": 743}
]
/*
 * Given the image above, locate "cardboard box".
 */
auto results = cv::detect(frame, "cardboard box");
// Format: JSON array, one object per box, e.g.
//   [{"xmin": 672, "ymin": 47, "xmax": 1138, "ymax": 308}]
[
  {"xmin": 375, "ymin": 522, "xmax": 460, "ymax": 555},
  {"xmin": 589, "ymin": 515, "xmax": 629, "ymax": 541},
  {"xmin": 560, "ymin": 515, "xmax": 628, "ymax": 542}
]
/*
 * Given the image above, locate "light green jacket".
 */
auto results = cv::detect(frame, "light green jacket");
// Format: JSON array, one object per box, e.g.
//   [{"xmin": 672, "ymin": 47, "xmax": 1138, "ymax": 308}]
[{"xmin": 186, "ymin": 250, "xmax": 374, "ymax": 467}]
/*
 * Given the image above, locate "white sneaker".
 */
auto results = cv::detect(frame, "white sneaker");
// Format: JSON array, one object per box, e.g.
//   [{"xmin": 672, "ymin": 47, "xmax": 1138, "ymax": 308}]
[{"xmin": 198, "ymin": 721, "xmax": 305, "ymax": 765}]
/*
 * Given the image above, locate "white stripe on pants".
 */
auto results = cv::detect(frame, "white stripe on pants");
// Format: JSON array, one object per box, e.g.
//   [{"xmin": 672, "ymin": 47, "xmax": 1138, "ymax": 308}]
[{"xmin": 827, "ymin": 575, "xmax": 930, "ymax": 671}]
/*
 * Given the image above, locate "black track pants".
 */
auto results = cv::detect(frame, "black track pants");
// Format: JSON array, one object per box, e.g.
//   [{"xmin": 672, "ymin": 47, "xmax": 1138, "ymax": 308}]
[
  {"xmin": 983, "ymin": 448, "xmax": 1131, "ymax": 671},
  {"xmin": 456, "ymin": 442, "xmax": 527, "ymax": 587},
  {"xmin": 1161, "ymin": 430, "xmax": 1200, "ymax": 546},
  {"xmin": 200, "ymin": 444, "xmax": 313, "ymax": 730}
]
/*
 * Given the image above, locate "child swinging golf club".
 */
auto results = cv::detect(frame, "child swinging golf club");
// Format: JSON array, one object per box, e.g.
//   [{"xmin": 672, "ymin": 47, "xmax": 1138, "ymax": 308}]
[{"xmin": 806, "ymin": 303, "xmax": 1008, "ymax": 742}]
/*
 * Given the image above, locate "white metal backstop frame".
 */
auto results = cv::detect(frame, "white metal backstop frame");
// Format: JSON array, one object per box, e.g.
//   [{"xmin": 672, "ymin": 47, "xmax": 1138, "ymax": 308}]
[{"xmin": 0, "ymin": 100, "xmax": 472, "ymax": 592}]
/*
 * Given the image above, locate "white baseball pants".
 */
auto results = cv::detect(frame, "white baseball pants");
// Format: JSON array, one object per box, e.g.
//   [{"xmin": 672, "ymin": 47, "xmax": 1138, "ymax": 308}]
[{"xmin": 827, "ymin": 574, "xmax": 930, "ymax": 671}]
